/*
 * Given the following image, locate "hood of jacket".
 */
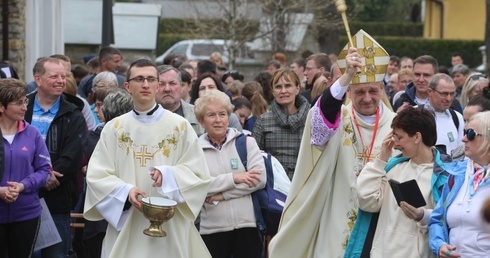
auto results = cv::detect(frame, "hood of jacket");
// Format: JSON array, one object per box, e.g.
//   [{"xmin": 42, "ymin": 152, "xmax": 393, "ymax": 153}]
[{"xmin": 402, "ymin": 82, "xmax": 416, "ymax": 102}]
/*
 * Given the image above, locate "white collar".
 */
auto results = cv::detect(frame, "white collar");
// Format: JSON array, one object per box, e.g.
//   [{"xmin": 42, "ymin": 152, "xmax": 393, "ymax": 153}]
[
  {"xmin": 131, "ymin": 104, "xmax": 165, "ymax": 123},
  {"xmin": 355, "ymin": 103, "xmax": 383, "ymax": 125}
]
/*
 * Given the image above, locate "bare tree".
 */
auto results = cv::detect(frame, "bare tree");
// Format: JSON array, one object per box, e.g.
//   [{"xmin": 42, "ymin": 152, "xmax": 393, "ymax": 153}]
[
  {"xmin": 184, "ymin": 0, "xmax": 337, "ymax": 69},
  {"xmin": 184, "ymin": 0, "xmax": 264, "ymax": 69}
]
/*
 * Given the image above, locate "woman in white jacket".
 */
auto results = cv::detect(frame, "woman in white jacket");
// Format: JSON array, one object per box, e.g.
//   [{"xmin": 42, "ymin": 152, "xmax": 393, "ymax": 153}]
[
  {"xmin": 195, "ymin": 90, "xmax": 266, "ymax": 258},
  {"xmin": 354, "ymin": 107, "xmax": 450, "ymax": 257}
]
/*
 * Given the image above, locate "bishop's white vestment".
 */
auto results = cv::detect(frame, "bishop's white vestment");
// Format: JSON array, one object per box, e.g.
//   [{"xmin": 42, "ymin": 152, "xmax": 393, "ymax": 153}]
[{"xmin": 268, "ymin": 93, "xmax": 396, "ymax": 258}]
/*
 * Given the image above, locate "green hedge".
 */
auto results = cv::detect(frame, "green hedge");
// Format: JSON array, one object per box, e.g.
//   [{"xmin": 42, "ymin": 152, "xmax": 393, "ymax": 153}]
[
  {"xmin": 157, "ymin": 18, "xmax": 483, "ymax": 69},
  {"xmin": 340, "ymin": 36, "xmax": 484, "ymax": 68},
  {"xmin": 348, "ymin": 22, "xmax": 423, "ymax": 37},
  {"xmin": 160, "ymin": 19, "xmax": 422, "ymax": 38}
]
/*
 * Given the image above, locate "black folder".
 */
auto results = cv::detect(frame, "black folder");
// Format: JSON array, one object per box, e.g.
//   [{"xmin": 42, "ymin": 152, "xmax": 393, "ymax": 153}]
[{"xmin": 388, "ymin": 179, "xmax": 427, "ymax": 208}]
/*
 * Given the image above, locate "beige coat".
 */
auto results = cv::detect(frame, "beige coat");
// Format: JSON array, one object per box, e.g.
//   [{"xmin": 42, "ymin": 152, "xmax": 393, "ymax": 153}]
[
  {"xmin": 199, "ymin": 128, "xmax": 266, "ymax": 235},
  {"xmin": 358, "ymin": 158, "xmax": 437, "ymax": 258}
]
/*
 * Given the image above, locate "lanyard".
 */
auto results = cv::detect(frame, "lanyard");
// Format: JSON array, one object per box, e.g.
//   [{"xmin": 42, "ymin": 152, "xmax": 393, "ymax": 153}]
[{"xmin": 351, "ymin": 107, "xmax": 380, "ymax": 164}]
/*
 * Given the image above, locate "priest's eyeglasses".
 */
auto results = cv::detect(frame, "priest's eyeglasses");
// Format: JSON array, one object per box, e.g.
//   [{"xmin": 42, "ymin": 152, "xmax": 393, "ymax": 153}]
[
  {"xmin": 464, "ymin": 128, "xmax": 485, "ymax": 141},
  {"xmin": 127, "ymin": 76, "xmax": 159, "ymax": 85},
  {"xmin": 9, "ymin": 98, "xmax": 29, "ymax": 107}
]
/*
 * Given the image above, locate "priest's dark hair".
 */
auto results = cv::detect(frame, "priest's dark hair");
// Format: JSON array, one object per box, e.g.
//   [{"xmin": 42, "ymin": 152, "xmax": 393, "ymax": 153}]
[
  {"xmin": 391, "ymin": 106, "xmax": 437, "ymax": 147},
  {"xmin": 126, "ymin": 59, "xmax": 156, "ymax": 80}
]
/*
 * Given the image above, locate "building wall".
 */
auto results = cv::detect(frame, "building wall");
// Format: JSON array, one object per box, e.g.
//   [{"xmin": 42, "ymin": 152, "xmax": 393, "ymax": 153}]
[
  {"xmin": 0, "ymin": 0, "xmax": 26, "ymax": 79},
  {"xmin": 424, "ymin": 0, "xmax": 485, "ymax": 40}
]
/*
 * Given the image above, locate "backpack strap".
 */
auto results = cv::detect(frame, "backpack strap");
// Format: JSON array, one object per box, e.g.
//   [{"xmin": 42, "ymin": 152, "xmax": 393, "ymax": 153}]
[
  {"xmin": 235, "ymin": 133, "xmax": 248, "ymax": 170},
  {"xmin": 420, "ymin": 104, "xmax": 459, "ymax": 129},
  {"xmin": 234, "ymin": 134, "xmax": 266, "ymax": 234},
  {"xmin": 448, "ymin": 108, "xmax": 459, "ymax": 130}
]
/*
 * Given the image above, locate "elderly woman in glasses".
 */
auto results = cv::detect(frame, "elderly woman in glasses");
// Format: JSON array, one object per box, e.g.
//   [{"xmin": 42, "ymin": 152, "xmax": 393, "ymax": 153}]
[
  {"xmin": 195, "ymin": 90, "xmax": 266, "ymax": 258},
  {"xmin": 0, "ymin": 79, "xmax": 51, "ymax": 258},
  {"xmin": 429, "ymin": 111, "xmax": 490, "ymax": 258},
  {"xmin": 252, "ymin": 68, "xmax": 309, "ymax": 180},
  {"xmin": 460, "ymin": 72, "xmax": 489, "ymax": 107}
]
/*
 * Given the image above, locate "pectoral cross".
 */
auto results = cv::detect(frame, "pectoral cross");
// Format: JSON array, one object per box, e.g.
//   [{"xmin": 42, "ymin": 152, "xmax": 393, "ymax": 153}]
[{"xmin": 135, "ymin": 145, "xmax": 153, "ymax": 167}]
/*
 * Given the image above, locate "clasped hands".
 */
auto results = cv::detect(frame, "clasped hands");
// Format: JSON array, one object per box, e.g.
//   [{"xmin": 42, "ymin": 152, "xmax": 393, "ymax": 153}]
[{"xmin": 1, "ymin": 181, "xmax": 25, "ymax": 203}]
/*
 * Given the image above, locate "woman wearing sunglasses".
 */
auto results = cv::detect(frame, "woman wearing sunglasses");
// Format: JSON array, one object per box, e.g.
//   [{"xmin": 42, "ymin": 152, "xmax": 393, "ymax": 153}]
[{"xmin": 429, "ymin": 111, "xmax": 490, "ymax": 257}]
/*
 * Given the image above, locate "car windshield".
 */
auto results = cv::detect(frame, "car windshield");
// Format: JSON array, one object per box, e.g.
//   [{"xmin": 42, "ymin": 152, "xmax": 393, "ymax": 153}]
[{"xmin": 191, "ymin": 43, "xmax": 224, "ymax": 56}]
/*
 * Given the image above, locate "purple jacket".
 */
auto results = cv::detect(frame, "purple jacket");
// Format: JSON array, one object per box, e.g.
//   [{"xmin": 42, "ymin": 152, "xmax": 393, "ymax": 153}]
[{"xmin": 0, "ymin": 121, "xmax": 51, "ymax": 223}]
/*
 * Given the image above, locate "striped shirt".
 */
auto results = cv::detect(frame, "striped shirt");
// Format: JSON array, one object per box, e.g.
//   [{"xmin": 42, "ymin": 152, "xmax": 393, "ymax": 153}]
[{"xmin": 31, "ymin": 96, "xmax": 60, "ymax": 140}]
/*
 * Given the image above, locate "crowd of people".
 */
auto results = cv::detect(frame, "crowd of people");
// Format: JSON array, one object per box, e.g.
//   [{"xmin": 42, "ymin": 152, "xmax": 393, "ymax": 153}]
[{"xmin": 0, "ymin": 29, "xmax": 490, "ymax": 258}]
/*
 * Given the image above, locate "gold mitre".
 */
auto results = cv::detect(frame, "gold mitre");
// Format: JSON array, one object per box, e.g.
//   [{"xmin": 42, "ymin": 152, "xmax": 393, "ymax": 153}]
[{"xmin": 337, "ymin": 29, "xmax": 390, "ymax": 84}]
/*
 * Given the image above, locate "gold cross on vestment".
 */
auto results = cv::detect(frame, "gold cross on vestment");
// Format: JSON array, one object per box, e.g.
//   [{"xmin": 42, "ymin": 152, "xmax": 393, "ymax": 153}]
[{"xmin": 135, "ymin": 145, "xmax": 153, "ymax": 167}]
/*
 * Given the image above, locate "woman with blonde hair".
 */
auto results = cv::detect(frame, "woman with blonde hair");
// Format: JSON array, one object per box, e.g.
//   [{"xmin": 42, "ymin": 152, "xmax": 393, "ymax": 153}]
[
  {"xmin": 209, "ymin": 51, "xmax": 224, "ymax": 68},
  {"xmin": 252, "ymin": 68, "xmax": 309, "ymax": 179},
  {"xmin": 241, "ymin": 81, "xmax": 268, "ymax": 131},
  {"xmin": 429, "ymin": 111, "xmax": 490, "ymax": 257},
  {"xmin": 460, "ymin": 73, "xmax": 489, "ymax": 107},
  {"xmin": 310, "ymin": 75, "xmax": 329, "ymax": 103},
  {"xmin": 227, "ymin": 81, "xmax": 244, "ymax": 100}
]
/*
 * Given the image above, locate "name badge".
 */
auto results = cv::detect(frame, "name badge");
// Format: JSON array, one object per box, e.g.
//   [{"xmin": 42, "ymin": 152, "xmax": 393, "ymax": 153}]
[
  {"xmin": 448, "ymin": 132, "xmax": 455, "ymax": 142},
  {"xmin": 231, "ymin": 158, "xmax": 239, "ymax": 170}
]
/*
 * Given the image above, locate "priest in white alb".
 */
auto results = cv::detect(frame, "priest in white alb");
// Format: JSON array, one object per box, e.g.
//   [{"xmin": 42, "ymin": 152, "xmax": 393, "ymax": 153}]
[
  {"xmin": 84, "ymin": 59, "xmax": 211, "ymax": 258},
  {"xmin": 268, "ymin": 30, "xmax": 396, "ymax": 258}
]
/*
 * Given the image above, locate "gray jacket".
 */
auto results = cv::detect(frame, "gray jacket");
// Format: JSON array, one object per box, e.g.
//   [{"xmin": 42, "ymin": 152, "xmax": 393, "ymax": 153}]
[{"xmin": 181, "ymin": 100, "xmax": 205, "ymax": 136}]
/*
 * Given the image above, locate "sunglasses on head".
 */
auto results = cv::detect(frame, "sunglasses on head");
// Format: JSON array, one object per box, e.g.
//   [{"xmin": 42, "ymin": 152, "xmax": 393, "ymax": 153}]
[
  {"xmin": 225, "ymin": 70, "xmax": 238, "ymax": 75},
  {"xmin": 464, "ymin": 128, "xmax": 485, "ymax": 141},
  {"xmin": 470, "ymin": 74, "xmax": 488, "ymax": 81}
]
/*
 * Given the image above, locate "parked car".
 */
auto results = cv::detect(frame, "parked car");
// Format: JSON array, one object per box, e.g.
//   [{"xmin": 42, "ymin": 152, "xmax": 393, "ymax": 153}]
[{"xmin": 155, "ymin": 39, "xmax": 255, "ymax": 65}]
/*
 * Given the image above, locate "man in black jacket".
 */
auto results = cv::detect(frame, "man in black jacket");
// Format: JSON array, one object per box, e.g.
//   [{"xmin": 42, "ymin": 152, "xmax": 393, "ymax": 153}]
[{"xmin": 26, "ymin": 57, "xmax": 87, "ymax": 258}]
